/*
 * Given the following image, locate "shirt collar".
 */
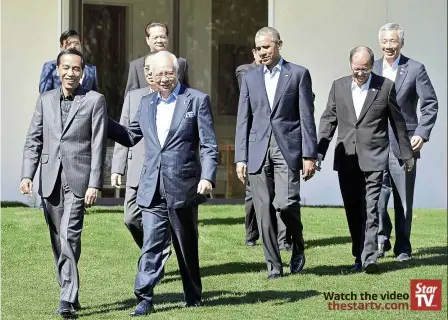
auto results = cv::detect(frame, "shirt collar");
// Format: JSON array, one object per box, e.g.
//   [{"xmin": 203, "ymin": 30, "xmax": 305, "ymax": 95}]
[
  {"xmin": 351, "ymin": 74, "xmax": 372, "ymax": 91},
  {"xmin": 383, "ymin": 55, "xmax": 401, "ymax": 70},
  {"xmin": 157, "ymin": 82, "xmax": 181, "ymax": 103},
  {"xmin": 263, "ymin": 56, "xmax": 283, "ymax": 74},
  {"xmin": 60, "ymin": 86, "xmax": 80, "ymax": 101}
]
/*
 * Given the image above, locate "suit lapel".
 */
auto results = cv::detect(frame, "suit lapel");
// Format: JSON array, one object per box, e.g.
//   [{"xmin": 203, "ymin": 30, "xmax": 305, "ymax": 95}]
[
  {"xmin": 257, "ymin": 66, "xmax": 271, "ymax": 114},
  {"xmin": 394, "ymin": 55, "xmax": 409, "ymax": 94},
  {"xmin": 62, "ymin": 89, "xmax": 87, "ymax": 136},
  {"xmin": 147, "ymin": 93, "xmax": 161, "ymax": 148},
  {"xmin": 356, "ymin": 75, "xmax": 380, "ymax": 124},
  {"xmin": 163, "ymin": 86, "xmax": 191, "ymax": 149},
  {"xmin": 271, "ymin": 61, "xmax": 291, "ymax": 115},
  {"xmin": 342, "ymin": 78, "xmax": 358, "ymax": 123},
  {"xmin": 51, "ymin": 89, "xmax": 62, "ymax": 136}
]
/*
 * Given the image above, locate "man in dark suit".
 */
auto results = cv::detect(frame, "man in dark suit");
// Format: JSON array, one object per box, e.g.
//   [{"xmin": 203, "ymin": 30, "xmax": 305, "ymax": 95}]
[
  {"xmin": 21, "ymin": 49, "xmax": 107, "ymax": 316},
  {"xmin": 317, "ymin": 46, "xmax": 414, "ymax": 273},
  {"xmin": 125, "ymin": 22, "xmax": 189, "ymax": 95},
  {"xmin": 111, "ymin": 53, "xmax": 158, "ymax": 248},
  {"xmin": 235, "ymin": 49, "xmax": 290, "ymax": 250},
  {"xmin": 374, "ymin": 23, "xmax": 439, "ymax": 261},
  {"xmin": 39, "ymin": 30, "xmax": 98, "ymax": 93},
  {"xmin": 108, "ymin": 51, "xmax": 217, "ymax": 316},
  {"xmin": 235, "ymin": 27, "xmax": 318, "ymax": 279}
]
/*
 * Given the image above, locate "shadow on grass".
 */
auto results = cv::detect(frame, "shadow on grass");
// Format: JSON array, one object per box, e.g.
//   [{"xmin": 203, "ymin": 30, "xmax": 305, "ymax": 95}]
[
  {"xmin": 199, "ymin": 217, "xmax": 245, "ymax": 226},
  {"xmin": 165, "ymin": 262, "xmax": 267, "ymax": 278},
  {"xmin": 80, "ymin": 290, "xmax": 319, "ymax": 316},
  {"xmin": 302, "ymin": 246, "xmax": 448, "ymax": 276},
  {"xmin": 306, "ymin": 236, "xmax": 351, "ymax": 248},
  {"xmin": 85, "ymin": 207, "xmax": 124, "ymax": 214}
]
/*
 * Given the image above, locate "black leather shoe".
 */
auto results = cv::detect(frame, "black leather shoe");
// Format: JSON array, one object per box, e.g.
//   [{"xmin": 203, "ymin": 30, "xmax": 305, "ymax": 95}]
[
  {"xmin": 384, "ymin": 239, "xmax": 392, "ymax": 252},
  {"xmin": 290, "ymin": 255, "xmax": 306, "ymax": 274},
  {"xmin": 396, "ymin": 253, "xmax": 411, "ymax": 262},
  {"xmin": 185, "ymin": 300, "xmax": 202, "ymax": 308},
  {"xmin": 363, "ymin": 261, "xmax": 378, "ymax": 274},
  {"xmin": 73, "ymin": 299, "xmax": 81, "ymax": 311},
  {"xmin": 56, "ymin": 300, "xmax": 75, "ymax": 316},
  {"xmin": 245, "ymin": 240, "xmax": 256, "ymax": 247},
  {"xmin": 130, "ymin": 300, "xmax": 154, "ymax": 316},
  {"xmin": 267, "ymin": 273, "xmax": 283, "ymax": 280},
  {"xmin": 350, "ymin": 262, "xmax": 362, "ymax": 272}
]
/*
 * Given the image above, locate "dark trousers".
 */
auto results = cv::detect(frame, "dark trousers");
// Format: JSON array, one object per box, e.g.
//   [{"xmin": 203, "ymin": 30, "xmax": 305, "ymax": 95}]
[
  {"xmin": 42, "ymin": 169, "xmax": 85, "ymax": 303},
  {"xmin": 134, "ymin": 190, "xmax": 201, "ymax": 304},
  {"xmin": 249, "ymin": 134, "xmax": 304, "ymax": 276},
  {"xmin": 378, "ymin": 150, "xmax": 417, "ymax": 255},
  {"xmin": 337, "ymin": 155, "xmax": 383, "ymax": 264},
  {"xmin": 245, "ymin": 180, "xmax": 290, "ymax": 246},
  {"xmin": 124, "ymin": 186, "xmax": 143, "ymax": 248}
]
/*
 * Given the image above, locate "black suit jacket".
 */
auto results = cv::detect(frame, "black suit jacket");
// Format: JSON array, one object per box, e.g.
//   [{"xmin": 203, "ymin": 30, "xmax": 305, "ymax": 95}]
[
  {"xmin": 318, "ymin": 73, "xmax": 413, "ymax": 172},
  {"xmin": 235, "ymin": 59, "xmax": 318, "ymax": 173},
  {"xmin": 125, "ymin": 56, "xmax": 189, "ymax": 95}
]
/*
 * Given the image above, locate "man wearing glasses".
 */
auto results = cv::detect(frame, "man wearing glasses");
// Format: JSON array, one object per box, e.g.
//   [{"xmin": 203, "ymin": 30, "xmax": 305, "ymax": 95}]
[
  {"xmin": 125, "ymin": 22, "xmax": 189, "ymax": 94},
  {"xmin": 317, "ymin": 46, "xmax": 414, "ymax": 273},
  {"xmin": 39, "ymin": 30, "xmax": 98, "ymax": 93}
]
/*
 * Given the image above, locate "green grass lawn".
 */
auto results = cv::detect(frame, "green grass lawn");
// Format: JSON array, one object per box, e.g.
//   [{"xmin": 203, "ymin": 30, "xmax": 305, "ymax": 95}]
[{"xmin": 1, "ymin": 205, "xmax": 447, "ymax": 319}]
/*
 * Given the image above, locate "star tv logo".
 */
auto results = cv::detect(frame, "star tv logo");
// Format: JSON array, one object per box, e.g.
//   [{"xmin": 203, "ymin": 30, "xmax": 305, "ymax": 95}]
[{"xmin": 410, "ymin": 280, "xmax": 442, "ymax": 311}]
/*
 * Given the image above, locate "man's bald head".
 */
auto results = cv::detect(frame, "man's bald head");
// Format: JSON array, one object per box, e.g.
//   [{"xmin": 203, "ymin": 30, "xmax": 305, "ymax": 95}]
[{"xmin": 349, "ymin": 46, "xmax": 374, "ymax": 68}]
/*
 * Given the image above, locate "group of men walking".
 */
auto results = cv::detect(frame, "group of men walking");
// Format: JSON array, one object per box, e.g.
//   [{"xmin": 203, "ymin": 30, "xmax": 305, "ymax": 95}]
[{"xmin": 20, "ymin": 21, "xmax": 438, "ymax": 317}]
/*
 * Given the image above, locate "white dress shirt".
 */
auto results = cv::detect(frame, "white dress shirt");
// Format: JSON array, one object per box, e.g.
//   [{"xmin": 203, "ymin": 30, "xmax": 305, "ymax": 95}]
[
  {"xmin": 382, "ymin": 55, "xmax": 400, "ymax": 82},
  {"xmin": 156, "ymin": 82, "xmax": 181, "ymax": 146},
  {"xmin": 351, "ymin": 75, "xmax": 372, "ymax": 119},
  {"xmin": 264, "ymin": 57, "xmax": 283, "ymax": 109}
]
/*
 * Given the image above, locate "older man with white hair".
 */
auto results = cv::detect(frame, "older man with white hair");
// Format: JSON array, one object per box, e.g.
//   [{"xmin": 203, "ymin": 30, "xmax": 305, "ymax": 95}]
[
  {"xmin": 108, "ymin": 50, "xmax": 218, "ymax": 316},
  {"xmin": 373, "ymin": 23, "xmax": 438, "ymax": 262}
]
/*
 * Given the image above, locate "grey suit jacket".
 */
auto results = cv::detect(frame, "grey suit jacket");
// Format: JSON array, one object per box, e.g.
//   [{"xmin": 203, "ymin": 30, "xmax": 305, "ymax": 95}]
[
  {"xmin": 111, "ymin": 87, "xmax": 150, "ymax": 187},
  {"xmin": 318, "ymin": 73, "xmax": 413, "ymax": 172},
  {"xmin": 235, "ymin": 59, "xmax": 318, "ymax": 173},
  {"xmin": 125, "ymin": 56, "xmax": 189, "ymax": 95},
  {"xmin": 22, "ymin": 87, "xmax": 108, "ymax": 198},
  {"xmin": 108, "ymin": 84, "xmax": 218, "ymax": 209},
  {"xmin": 373, "ymin": 55, "xmax": 438, "ymax": 158},
  {"xmin": 235, "ymin": 61, "xmax": 257, "ymax": 89}
]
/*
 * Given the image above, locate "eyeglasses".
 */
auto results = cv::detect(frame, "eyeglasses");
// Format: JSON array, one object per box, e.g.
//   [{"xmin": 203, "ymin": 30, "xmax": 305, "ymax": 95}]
[
  {"xmin": 153, "ymin": 71, "xmax": 176, "ymax": 82},
  {"xmin": 351, "ymin": 66, "xmax": 372, "ymax": 74},
  {"xmin": 65, "ymin": 41, "xmax": 81, "ymax": 48}
]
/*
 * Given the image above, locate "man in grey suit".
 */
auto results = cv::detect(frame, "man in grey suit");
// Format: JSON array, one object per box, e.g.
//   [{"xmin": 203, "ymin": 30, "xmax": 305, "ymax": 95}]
[
  {"xmin": 235, "ymin": 27, "xmax": 318, "ymax": 279},
  {"xmin": 108, "ymin": 51, "xmax": 217, "ymax": 316},
  {"xmin": 111, "ymin": 53, "xmax": 158, "ymax": 248},
  {"xmin": 235, "ymin": 49, "xmax": 291, "ymax": 250},
  {"xmin": 125, "ymin": 22, "xmax": 189, "ymax": 95},
  {"xmin": 374, "ymin": 23, "xmax": 439, "ymax": 262},
  {"xmin": 20, "ymin": 49, "xmax": 107, "ymax": 316},
  {"xmin": 318, "ymin": 46, "xmax": 414, "ymax": 273}
]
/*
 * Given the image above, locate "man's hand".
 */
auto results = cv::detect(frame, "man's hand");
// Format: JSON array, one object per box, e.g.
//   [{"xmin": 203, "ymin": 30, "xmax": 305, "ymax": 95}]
[
  {"xmin": 197, "ymin": 179, "xmax": 213, "ymax": 195},
  {"xmin": 404, "ymin": 157, "xmax": 415, "ymax": 172},
  {"xmin": 411, "ymin": 135, "xmax": 425, "ymax": 152},
  {"xmin": 315, "ymin": 154, "xmax": 324, "ymax": 172},
  {"xmin": 236, "ymin": 162, "xmax": 247, "ymax": 184},
  {"xmin": 111, "ymin": 173, "xmax": 122, "ymax": 189},
  {"xmin": 85, "ymin": 187, "xmax": 99, "ymax": 207},
  {"xmin": 302, "ymin": 158, "xmax": 316, "ymax": 181},
  {"xmin": 20, "ymin": 178, "xmax": 33, "ymax": 195}
]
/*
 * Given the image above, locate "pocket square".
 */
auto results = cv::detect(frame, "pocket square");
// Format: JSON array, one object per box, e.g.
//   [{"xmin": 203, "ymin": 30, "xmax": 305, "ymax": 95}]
[{"xmin": 185, "ymin": 111, "xmax": 195, "ymax": 118}]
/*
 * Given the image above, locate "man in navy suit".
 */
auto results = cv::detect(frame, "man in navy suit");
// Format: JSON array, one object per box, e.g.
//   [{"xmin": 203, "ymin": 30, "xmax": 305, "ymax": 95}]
[
  {"xmin": 39, "ymin": 30, "xmax": 98, "ymax": 93},
  {"xmin": 235, "ymin": 27, "xmax": 318, "ymax": 279},
  {"xmin": 374, "ymin": 23, "xmax": 439, "ymax": 261},
  {"xmin": 108, "ymin": 51, "xmax": 217, "ymax": 316}
]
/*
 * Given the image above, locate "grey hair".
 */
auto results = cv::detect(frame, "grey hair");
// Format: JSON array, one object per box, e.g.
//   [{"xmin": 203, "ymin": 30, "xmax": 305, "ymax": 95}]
[
  {"xmin": 349, "ymin": 46, "xmax": 374, "ymax": 67},
  {"xmin": 151, "ymin": 50, "xmax": 179, "ymax": 75},
  {"xmin": 255, "ymin": 27, "xmax": 281, "ymax": 43},
  {"xmin": 378, "ymin": 23, "xmax": 404, "ymax": 45}
]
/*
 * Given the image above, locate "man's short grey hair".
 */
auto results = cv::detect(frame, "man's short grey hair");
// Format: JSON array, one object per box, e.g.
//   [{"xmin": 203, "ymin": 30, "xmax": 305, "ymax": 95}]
[
  {"xmin": 349, "ymin": 46, "xmax": 375, "ymax": 68},
  {"xmin": 378, "ymin": 23, "xmax": 404, "ymax": 46},
  {"xmin": 151, "ymin": 50, "xmax": 179, "ymax": 75},
  {"xmin": 255, "ymin": 27, "xmax": 281, "ymax": 43}
]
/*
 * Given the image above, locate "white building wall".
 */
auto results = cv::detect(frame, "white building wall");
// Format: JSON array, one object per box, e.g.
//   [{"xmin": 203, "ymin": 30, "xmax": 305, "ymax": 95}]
[
  {"xmin": 273, "ymin": 0, "xmax": 447, "ymax": 208},
  {"xmin": 1, "ymin": 0, "xmax": 59, "ymax": 204}
]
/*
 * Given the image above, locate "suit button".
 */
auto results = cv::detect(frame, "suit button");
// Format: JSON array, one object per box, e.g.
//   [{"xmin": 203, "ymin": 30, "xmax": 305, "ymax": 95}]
[
  {"xmin": 156, "ymin": 166, "xmax": 159, "ymax": 170},
  {"xmin": 355, "ymin": 125, "xmax": 359, "ymax": 129},
  {"xmin": 352, "ymin": 141, "xmax": 355, "ymax": 144}
]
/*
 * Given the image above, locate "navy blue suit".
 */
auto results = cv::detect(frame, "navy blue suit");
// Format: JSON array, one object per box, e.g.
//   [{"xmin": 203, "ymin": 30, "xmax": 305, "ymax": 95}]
[
  {"xmin": 108, "ymin": 84, "xmax": 217, "ymax": 305},
  {"xmin": 39, "ymin": 60, "xmax": 98, "ymax": 93}
]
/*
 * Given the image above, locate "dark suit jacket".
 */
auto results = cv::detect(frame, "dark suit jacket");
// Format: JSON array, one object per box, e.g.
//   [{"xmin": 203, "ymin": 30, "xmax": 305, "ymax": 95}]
[
  {"xmin": 125, "ymin": 56, "xmax": 189, "ymax": 95},
  {"xmin": 235, "ymin": 59, "xmax": 318, "ymax": 173},
  {"xmin": 111, "ymin": 87, "xmax": 150, "ymax": 187},
  {"xmin": 22, "ymin": 87, "xmax": 108, "ymax": 197},
  {"xmin": 373, "ymin": 55, "xmax": 438, "ymax": 158},
  {"xmin": 108, "ymin": 84, "xmax": 218, "ymax": 209},
  {"xmin": 318, "ymin": 73, "xmax": 413, "ymax": 172},
  {"xmin": 39, "ymin": 60, "xmax": 98, "ymax": 93},
  {"xmin": 235, "ymin": 61, "xmax": 257, "ymax": 89}
]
